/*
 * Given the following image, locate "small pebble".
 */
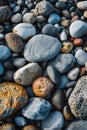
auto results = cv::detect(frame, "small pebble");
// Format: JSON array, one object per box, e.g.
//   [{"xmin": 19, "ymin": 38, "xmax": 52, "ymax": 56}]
[
  {"xmin": 73, "ymin": 38, "xmax": 84, "ymax": 46},
  {"xmin": 63, "ymin": 105, "xmax": 73, "ymax": 120},
  {"xmin": 23, "ymin": 13, "xmax": 36, "ymax": 24},
  {"xmin": 13, "ymin": 58, "xmax": 26, "ymax": 68},
  {"xmin": 11, "ymin": 13, "xmax": 22, "ymax": 23},
  {"xmin": 60, "ymin": 31, "xmax": 68, "ymax": 41},
  {"xmin": 62, "ymin": 42, "xmax": 73, "ymax": 53},
  {"xmin": 15, "ymin": 116, "xmax": 28, "ymax": 126},
  {"xmin": 48, "ymin": 13, "xmax": 61, "ymax": 24}
]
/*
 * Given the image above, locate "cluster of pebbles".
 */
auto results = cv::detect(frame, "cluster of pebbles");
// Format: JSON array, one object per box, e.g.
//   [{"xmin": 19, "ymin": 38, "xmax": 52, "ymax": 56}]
[{"xmin": 0, "ymin": 0, "xmax": 87, "ymax": 130}]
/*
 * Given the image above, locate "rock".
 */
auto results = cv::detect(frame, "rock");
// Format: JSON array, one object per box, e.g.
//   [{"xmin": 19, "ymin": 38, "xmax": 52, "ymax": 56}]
[
  {"xmin": 5, "ymin": 33, "xmax": 24, "ymax": 53},
  {"xmin": 14, "ymin": 63, "xmax": 42, "ymax": 86},
  {"xmin": 0, "ymin": 82, "xmax": 28, "ymax": 120},
  {"xmin": 22, "ymin": 97, "xmax": 52, "ymax": 120},
  {"xmin": 66, "ymin": 88, "xmax": 73, "ymax": 99},
  {"xmin": 11, "ymin": 13, "xmax": 22, "ymax": 23},
  {"xmin": 84, "ymin": 10, "xmax": 87, "ymax": 18},
  {"xmin": 24, "ymin": 34, "xmax": 61, "ymax": 62},
  {"xmin": 32, "ymin": 77, "xmax": 54, "ymax": 99},
  {"xmin": 0, "ymin": 6, "xmax": 12, "ymax": 23},
  {"xmin": 61, "ymin": 19, "xmax": 70, "ymax": 27},
  {"xmin": 13, "ymin": 58, "xmax": 26, "ymax": 68},
  {"xmin": 42, "ymin": 24, "xmax": 58, "ymax": 37},
  {"xmin": 0, "ymin": 123, "xmax": 15, "ymax": 130},
  {"xmin": 0, "ymin": 0, "xmax": 4, "ymax": 6},
  {"xmin": 51, "ymin": 90, "xmax": 66, "ymax": 110},
  {"xmin": 15, "ymin": 116, "xmax": 28, "ymax": 126},
  {"xmin": 0, "ymin": 62, "xmax": 4, "ymax": 75},
  {"xmin": 73, "ymin": 38, "xmax": 84, "ymax": 46},
  {"xmin": 69, "ymin": 20, "xmax": 87, "ymax": 38},
  {"xmin": 4, "ymin": 60, "xmax": 15, "ymax": 70},
  {"xmin": 58, "ymin": 75, "xmax": 69, "ymax": 89},
  {"xmin": 35, "ymin": 1, "xmax": 54, "ymax": 16},
  {"xmin": 48, "ymin": 13, "xmax": 61, "ymax": 24},
  {"xmin": 66, "ymin": 81, "xmax": 76, "ymax": 88},
  {"xmin": 0, "ymin": 45, "xmax": 11, "ymax": 61},
  {"xmin": 62, "ymin": 42, "xmax": 73, "ymax": 53},
  {"xmin": 77, "ymin": 1, "xmax": 87, "ymax": 10},
  {"xmin": 49, "ymin": 54, "xmax": 76, "ymax": 73},
  {"xmin": 2, "ymin": 70, "xmax": 14, "ymax": 82},
  {"xmin": 60, "ymin": 31, "xmax": 68, "ymax": 41},
  {"xmin": 23, "ymin": 13, "xmax": 36, "ymax": 24},
  {"xmin": 67, "ymin": 67, "xmax": 80, "ymax": 80},
  {"xmin": 36, "ymin": 15, "xmax": 45, "ymax": 23},
  {"xmin": 68, "ymin": 76, "xmax": 87, "ymax": 119},
  {"xmin": 47, "ymin": 66, "xmax": 60, "ymax": 84},
  {"xmin": 13, "ymin": 23, "xmax": 36, "ymax": 40},
  {"xmin": 75, "ymin": 49, "xmax": 87, "ymax": 66},
  {"xmin": 66, "ymin": 121, "xmax": 87, "ymax": 130},
  {"xmin": 22, "ymin": 125, "xmax": 39, "ymax": 130},
  {"xmin": 55, "ymin": 1, "xmax": 67, "ymax": 9},
  {"xmin": 41, "ymin": 111, "xmax": 64, "ymax": 130}
]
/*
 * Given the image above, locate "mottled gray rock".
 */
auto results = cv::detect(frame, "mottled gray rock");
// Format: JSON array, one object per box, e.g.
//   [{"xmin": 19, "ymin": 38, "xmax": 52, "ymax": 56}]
[
  {"xmin": 15, "ymin": 116, "xmax": 28, "ymax": 126},
  {"xmin": 49, "ymin": 54, "xmax": 76, "ymax": 73},
  {"xmin": 22, "ymin": 97, "xmax": 52, "ymax": 120},
  {"xmin": 77, "ymin": 1, "xmax": 87, "ymax": 10},
  {"xmin": 13, "ymin": 58, "xmax": 26, "ymax": 68},
  {"xmin": 11, "ymin": 13, "xmax": 22, "ymax": 23},
  {"xmin": 24, "ymin": 34, "xmax": 61, "ymax": 62},
  {"xmin": 68, "ymin": 76, "xmax": 87, "ymax": 119}
]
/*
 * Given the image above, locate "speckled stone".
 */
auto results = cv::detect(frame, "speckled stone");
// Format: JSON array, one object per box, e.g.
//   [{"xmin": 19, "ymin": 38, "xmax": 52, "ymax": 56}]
[
  {"xmin": 0, "ymin": 123, "xmax": 15, "ymax": 130},
  {"xmin": 22, "ymin": 125, "xmax": 40, "ymax": 130},
  {"xmin": 0, "ymin": 82, "xmax": 28, "ymax": 120},
  {"xmin": 22, "ymin": 97, "xmax": 52, "ymax": 120},
  {"xmin": 68, "ymin": 76, "xmax": 87, "ymax": 119}
]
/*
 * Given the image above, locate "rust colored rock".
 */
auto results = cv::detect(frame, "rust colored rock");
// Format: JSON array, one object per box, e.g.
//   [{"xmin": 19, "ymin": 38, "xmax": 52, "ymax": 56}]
[
  {"xmin": 74, "ymin": 38, "xmax": 84, "ymax": 46},
  {"xmin": 0, "ymin": 82, "xmax": 28, "ymax": 120},
  {"xmin": 22, "ymin": 125, "xmax": 39, "ymax": 130},
  {"xmin": 5, "ymin": 33, "xmax": 24, "ymax": 53},
  {"xmin": 0, "ymin": 123, "xmax": 15, "ymax": 130},
  {"xmin": 32, "ymin": 77, "xmax": 54, "ymax": 99}
]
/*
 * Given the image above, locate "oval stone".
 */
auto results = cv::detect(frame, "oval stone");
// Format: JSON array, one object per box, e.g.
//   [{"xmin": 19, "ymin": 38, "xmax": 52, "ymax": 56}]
[{"xmin": 77, "ymin": 1, "xmax": 87, "ymax": 10}]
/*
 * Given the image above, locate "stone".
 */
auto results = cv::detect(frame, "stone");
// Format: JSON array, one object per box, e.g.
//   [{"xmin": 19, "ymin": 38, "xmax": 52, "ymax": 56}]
[
  {"xmin": 73, "ymin": 38, "xmax": 84, "ymax": 46},
  {"xmin": 22, "ymin": 125, "xmax": 39, "ymax": 130},
  {"xmin": 84, "ymin": 10, "xmax": 87, "ymax": 18},
  {"xmin": 11, "ymin": 13, "xmax": 22, "ymax": 23},
  {"xmin": 0, "ymin": 45, "xmax": 11, "ymax": 61},
  {"xmin": 66, "ymin": 81, "xmax": 76, "ymax": 88},
  {"xmin": 42, "ymin": 24, "xmax": 58, "ymax": 37},
  {"xmin": 35, "ymin": 1, "xmax": 54, "ymax": 16},
  {"xmin": 0, "ymin": 82, "xmax": 28, "ymax": 120},
  {"xmin": 0, "ymin": 62, "xmax": 4, "ymax": 75},
  {"xmin": 77, "ymin": 1, "xmax": 87, "ymax": 10},
  {"xmin": 5, "ymin": 33, "xmax": 24, "ymax": 53},
  {"xmin": 49, "ymin": 54, "xmax": 76, "ymax": 73},
  {"xmin": 22, "ymin": 97, "xmax": 52, "ymax": 120},
  {"xmin": 32, "ymin": 77, "xmax": 54, "ymax": 99},
  {"xmin": 0, "ymin": 123, "xmax": 15, "ymax": 130},
  {"xmin": 47, "ymin": 66, "xmax": 60, "ymax": 84},
  {"xmin": 62, "ymin": 42, "xmax": 73, "ymax": 53},
  {"xmin": 36, "ymin": 15, "xmax": 45, "ymax": 23},
  {"xmin": 67, "ymin": 67, "xmax": 80, "ymax": 80},
  {"xmin": 61, "ymin": 19, "xmax": 70, "ymax": 27},
  {"xmin": 13, "ymin": 58, "xmax": 26, "ymax": 68},
  {"xmin": 0, "ymin": 6, "xmax": 12, "ymax": 23},
  {"xmin": 13, "ymin": 23, "xmax": 36, "ymax": 40},
  {"xmin": 60, "ymin": 31, "xmax": 68, "ymax": 41},
  {"xmin": 2, "ymin": 70, "xmax": 14, "ymax": 82},
  {"xmin": 14, "ymin": 63, "xmax": 42, "ymax": 86},
  {"xmin": 24, "ymin": 34, "xmax": 61, "ymax": 62},
  {"xmin": 58, "ymin": 75, "xmax": 69, "ymax": 89},
  {"xmin": 41, "ymin": 111, "xmax": 64, "ymax": 130},
  {"xmin": 75, "ymin": 49, "xmax": 87, "ymax": 66},
  {"xmin": 51, "ymin": 90, "xmax": 66, "ymax": 110},
  {"xmin": 48, "ymin": 13, "xmax": 61, "ymax": 24},
  {"xmin": 15, "ymin": 116, "xmax": 28, "ymax": 126},
  {"xmin": 68, "ymin": 76, "xmax": 87, "ymax": 119},
  {"xmin": 69, "ymin": 20, "xmax": 87, "ymax": 38},
  {"xmin": 23, "ymin": 13, "xmax": 36, "ymax": 24},
  {"xmin": 66, "ymin": 121, "xmax": 87, "ymax": 130}
]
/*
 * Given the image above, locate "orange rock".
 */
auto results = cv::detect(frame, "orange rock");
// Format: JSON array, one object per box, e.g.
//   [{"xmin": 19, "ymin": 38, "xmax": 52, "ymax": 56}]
[
  {"xmin": 0, "ymin": 123, "xmax": 15, "ymax": 130},
  {"xmin": 0, "ymin": 82, "xmax": 28, "ymax": 120},
  {"xmin": 32, "ymin": 77, "xmax": 54, "ymax": 99},
  {"xmin": 74, "ymin": 38, "xmax": 84, "ymax": 46},
  {"xmin": 22, "ymin": 125, "xmax": 39, "ymax": 130}
]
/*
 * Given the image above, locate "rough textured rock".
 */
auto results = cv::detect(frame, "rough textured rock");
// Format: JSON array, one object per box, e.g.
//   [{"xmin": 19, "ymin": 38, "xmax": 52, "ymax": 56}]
[
  {"xmin": 68, "ymin": 76, "xmax": 87, "ymax": 119},
  {"xmin": 0, "ymin": 123, "xmax": 15, "ymax": 130},
  {"xmin": 0, "ymin": 82, "xmax": 28, "ymax": 120}
]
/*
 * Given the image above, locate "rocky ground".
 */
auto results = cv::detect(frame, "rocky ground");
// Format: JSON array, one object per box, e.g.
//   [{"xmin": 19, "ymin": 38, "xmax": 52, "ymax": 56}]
[{"xmin": 0, "ymin": 0, "xmax": 87, "ymax": 130}]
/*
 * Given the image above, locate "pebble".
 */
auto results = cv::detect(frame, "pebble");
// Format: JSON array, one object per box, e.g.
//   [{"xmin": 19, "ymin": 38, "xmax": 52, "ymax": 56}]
[
  {"xmin": 0, "ymin": 82, "xmax": 28, "ymax": 120},
  {"xmin": 66, "ymin": 81, "xmax": 76, "ymax": 88},
  {"xmin": 13, "ymin": 23, "xmax": 36, "ymax": 40},
  {"xmin": 62, "ymin": 42, "xmax": 73, "ymax": 53},
  {"xmin": 11, "ymin": 13, "xmax": 22, "ymax": 23},
  {"xmin": 67, "ymin": 67, "xmax": 80, "ymax": 80},
  {"xmin": 42, "ymin": 24, "xmax": 58, "ymax": 37},
  {"xmin": 73, "ymin": 38, "xmax": 84, "ymax": 46},
  {"xmin": 14, "ymin": 63, "xmax": 42, "ymax": 86},
  {"xmin": 49, "ymin": 54, "xmax": 76, "ymax": 73},
  {"xmin": 41, "ymin": 111, "xmax": 64, "ymax": 130},
  {"xmin": 75, "ymin": 49, "xmax": 87, "ymax": 66},
  {"xmin": 48, "ymin": 13, "xmax": 61, "ymax": 24},
  {"xmin": 0, "ymin": 123, "xmax": 15, "ymax": 130},
  {"xmin": 47, "ymin": 66, "xmax": 60, "ymax": 84},
  {"xmin": 4, "ymin": 60, "xmax": 15, "ymax": 70},
  {"xmin": 13, "ymin": 58, "xmax": 26, "ymax": 68},
  {"xmin": 22, "ymin": 125, "xmax": 39, "ymax": 130},
  {"xmin": 60, "ymin": 31, "xmax": 68, "ymax": 41},
  {"xmin": 84, "ymin": 10, "xmax": 87, "ymax": 18},
  {"xmin": 0, "ymin": 62, "xmax": 4, "ymax": 75},
  {"xmin": 80, "ymin": 67, "xmax": 86, "ymax": 77},
  {"xmin": 77, "ymin": 1, "xmax": 87, "ymax": 10},
  {"xmin": 69, "ymin": 20, "xmax": 87, "ymax": 38},
  {"xmin": 0, "ymin": 6, "xmax": 12, "ymax": 22},
  {"xmin": 68, "ymin": 76, "xmax": 87, "ymax": 119},
  {"xmin": 0, "ymin": 45, "xmax": 11, "ymax": 61},
  {"xmin": 51, "ymin": 90, "xmax": 66, "ymax": 110},
  {"xmin": 55, "ymin": 1, "xmax": 67, "ymax": 9},
  {"xmin": 32, "ymin": 77, "xmax": 54, "ymax": 99},
  {"xmin": 58, "ymin": 75, "xmax": 69, "ymax": 89},
  {"xmin": 61, "ymin": 19, "xmax": 71, "ymax": 27},
  {"xmin": 23, "ymin": 13, "xmax": 36, "ymax": 24},
  {"xmin": 15, "ymin": 116, "xmax": 28, "ymax": 126},
  {"xmin": 36, "ymin": 15, "xmax": 45, "ymax": 23},
  {"xmin": 2, "ymin": 70, "xmax": 14, "ymax": 82},
  {"xmin": 66, "ymin": 121, "xmax": 87, "ymax": 130},
  {"xmin": 35, "ymin": 1, "xmax": 54, "ymax": 16},
  {"xmin": 66, "ymin": 88, "xmax": 73, "ymax": 99},
  {"xmin": 24, "ymin": 34, "xmax": 61, "ymax": 62},
  {"xmin": 22, "ymin": 97, "xmax": 52, "ymax": 120},
  {"xmin": 0, "ymin": 34, "xmax": 4, "ymax": 40},
  {"xmin": 0, "ymin": 25, "xmax": 4, "ymax": 33},
  {"xmin": 5, "ymin": 33, "xmax": 24, "ymax": 53}
]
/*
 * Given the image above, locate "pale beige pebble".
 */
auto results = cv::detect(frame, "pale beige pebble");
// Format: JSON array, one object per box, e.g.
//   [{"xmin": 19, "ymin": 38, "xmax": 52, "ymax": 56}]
[
  {"xmin": 23, "ymin": 13, "xmax": 36, "ymax": 24},
  {"xmin": 61, "ymin": 19, "xmax": 71, "ymax": 27},
  {"xmin": 11, "ymin": 13, "xmax": 22, "ymax": 23},
  {"xmin": 0, "ymin": 123, "xmax": 15, "ymax": 130},
  {"xmin": 22, "ymin": 125, "xmax": 40, "ymax": 130},
  {"xmin": 84, "ymin": 10, "xmax": 87, "ymax": 18}
]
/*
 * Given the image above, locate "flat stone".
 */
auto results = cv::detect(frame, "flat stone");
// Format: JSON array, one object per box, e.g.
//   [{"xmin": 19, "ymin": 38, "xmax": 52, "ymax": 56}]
[
  {"xmin": 0, "ymin": 82, "xmax": 28, "ymax": 120},
  {"xmin": 0, "ymin": 123, "xmax": 15, "ymax": 130},
  {"xmin": 77, "ymin": 1, "xmax": 87, "ymax": 10},
  {"xmin": 14, "ymin": 63, "xmax": 42, "ymax": 86},
  {"xmin": 24, "ymin": 34, "xmax": 61, "ymax": 62},
  {"xmin": 68, "ymin": 76, "xmax": 87, "ymax": 119},
  {"xmin": 22, "ymin": 97, "xmax": 52, "ymax": 120}
]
